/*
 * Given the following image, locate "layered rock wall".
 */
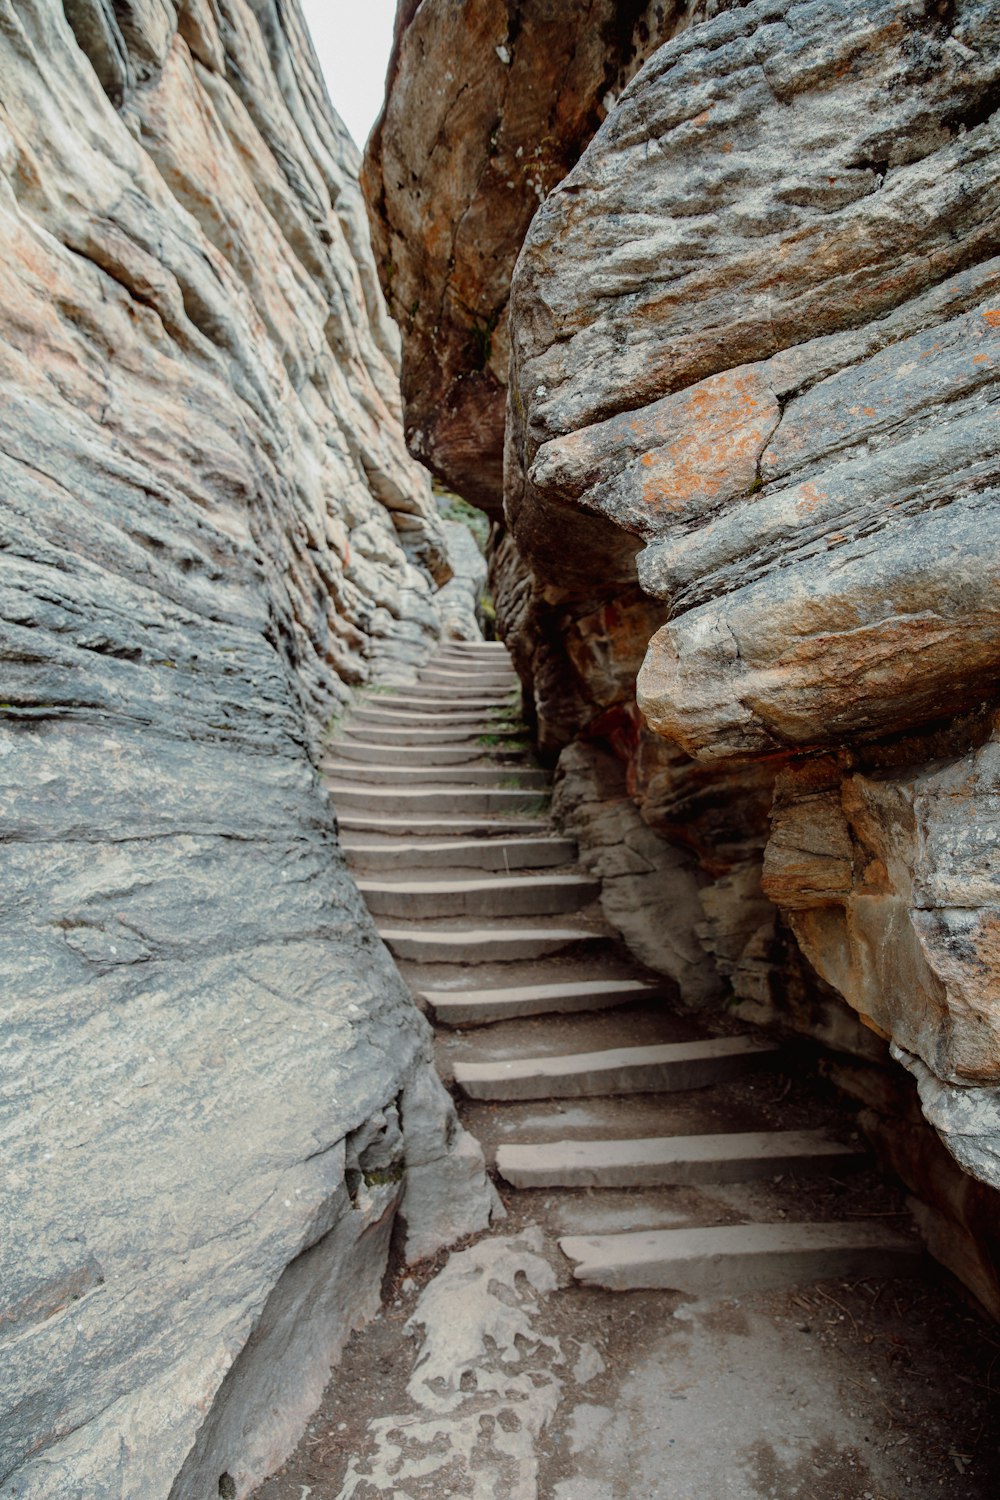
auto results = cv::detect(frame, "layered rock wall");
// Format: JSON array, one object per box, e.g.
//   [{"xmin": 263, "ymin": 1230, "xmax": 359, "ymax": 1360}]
[
  {"xmin": 363, "ymin": 0, "xmax": 694, "ymax": 510},
  {"xmin": 0, "ymin": 3, "xmax": 492, "ymax": 1494},
  {"xmin": 506, "ymin": 0, "xmax": 1000, "ymax": 1175},
  {"xmin": 369, "ymin": 0, "xmax": 1000, "ymax": 1312}
]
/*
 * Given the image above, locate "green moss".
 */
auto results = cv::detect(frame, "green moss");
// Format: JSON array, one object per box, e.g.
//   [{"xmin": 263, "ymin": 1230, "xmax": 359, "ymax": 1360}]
[
  {"xmin": 362, "ymin": 1164, "xmax": 404, "ymax": 1189},
  {"xmin": 438, "ymin": 491, "xmax": 489, "ymax": 552}
]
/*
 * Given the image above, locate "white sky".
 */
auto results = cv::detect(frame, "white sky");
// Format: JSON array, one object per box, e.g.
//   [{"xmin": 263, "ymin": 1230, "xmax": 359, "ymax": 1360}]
[{"xmin": 299, "ymin": 1, "xmax": 398, "ymax": 152}]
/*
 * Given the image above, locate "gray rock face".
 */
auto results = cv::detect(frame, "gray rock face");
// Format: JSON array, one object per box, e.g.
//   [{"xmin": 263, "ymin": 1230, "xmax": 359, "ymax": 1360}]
[
  {"xmin": 503, "ymin": 0, "xmax": 1000, "ymax": 1192},
  {"xmin": 0, "ymin": 3, "xmax": 493, "ymax": 1495},
  {"xmin": 434, "ymin": 518, "xmax": 489, "ymax": 642}
]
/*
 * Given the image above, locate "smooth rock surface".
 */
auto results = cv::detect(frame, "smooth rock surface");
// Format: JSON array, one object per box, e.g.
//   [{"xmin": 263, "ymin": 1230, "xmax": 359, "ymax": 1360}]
[{"xmin": 0, "ymin": 4, "xmax": 493, "ymax": 1495}]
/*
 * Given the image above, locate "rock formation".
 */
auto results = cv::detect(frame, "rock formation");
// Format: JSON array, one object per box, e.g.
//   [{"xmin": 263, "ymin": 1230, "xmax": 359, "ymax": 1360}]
[
  {"xmin": 363, "ymin": 0, "xmax": 690, "ymax": 510},
  {"xmin": 368, "ymin": 0, "xmax": 1000, "ymax": 1313},
  {"xmin": 0, "ymin": 3, "xmax": 493, "ymax": 1495}
]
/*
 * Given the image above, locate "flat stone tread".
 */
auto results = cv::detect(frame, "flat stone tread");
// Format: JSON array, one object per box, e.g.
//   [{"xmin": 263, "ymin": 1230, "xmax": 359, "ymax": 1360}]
[
  {"xmin": 322, "ymin": 761, "xmax": 549, "ymax": 786},
  {"xmin": 559, "ymin": 1221, "xmax": 921, "ymax": 1274},
  {"xmin": 375, "ymin": 691, "xmax": 516, "ymax": 706},
  {"xmin": 419, "ymin": 671, "xmax": 519, "ymax": 684},
  {"xmin": 496, "ymin": 1131, "xmax": 862, "ymax": 1180},
  {"xmin": 358, "ymin": 871, "xmax": 594, "ymax": 892},
  {"xmin": 454, "ymin": 1035, "xmax": 777, "ymax": 1086},
  {"xmin": 421, "ymin": 977, "xmax": 663, "ymax": 1022},
  {"xmin": 423, "ymin": 977, "xmax": 662, "ymax": 1005},
  {"xmin": 326, "ymin": 785, "xmax": 548, "ymax": 803},
  {"xmin": 340, "ymin": 730, "xmax": 526, "ymax": 745},
  {"xmin": 333, "ymin": 743, "xmax": 528, "ymax": 763},
  {"xmin": 349, "ymin": 708, "xmax": 510, "ymax": 725},
  {"xmin": 379, "ymin": 924, "xmax": 600, "ymax": 946},
  {"xmin": 341, "ymin": 837, "xmax": 576, "ymax": 867},
  {"xmin": 337, "ymin": 815, "xmax": 548, "ymax": 835}
]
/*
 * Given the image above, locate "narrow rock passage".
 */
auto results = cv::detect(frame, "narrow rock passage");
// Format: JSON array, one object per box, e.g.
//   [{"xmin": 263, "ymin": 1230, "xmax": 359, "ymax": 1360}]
[
  {"xmin": 326, "ymin": 640, "xmax": 918, "ymax": 1297},
  {"xmin": 255, "ymin": 640, "xmax": 1000, "ymax": 1500}
]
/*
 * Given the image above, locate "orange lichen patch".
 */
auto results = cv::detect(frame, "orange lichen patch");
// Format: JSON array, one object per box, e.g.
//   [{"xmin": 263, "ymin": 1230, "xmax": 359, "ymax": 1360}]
[
  {"xmin": 795, "ymin": 482, "xmax": 828, "ymax": 516},
  {"xmin": 982, "ymin": 309, "xmax": 1000, "ymax": 327},
  {"xmin": 722, "ymin": 142, "xmax": 733, "ymax": 153},
  {"xmin": 536, "ymin": 363, "xmax": 779, "ymax": 531},
  {"xmin": 692, "ymin": 109, "xmax": 713, "ymax": 126},
  {"xmin": 973, "ymin": 353, "xmax": 991, "ymax": 364}
]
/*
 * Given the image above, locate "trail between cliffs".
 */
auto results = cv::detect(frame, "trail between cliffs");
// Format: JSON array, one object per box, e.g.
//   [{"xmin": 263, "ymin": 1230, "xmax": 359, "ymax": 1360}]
[{"xmin": 254, "ymin": 640, "xmax": 998, "ymax": 1500}]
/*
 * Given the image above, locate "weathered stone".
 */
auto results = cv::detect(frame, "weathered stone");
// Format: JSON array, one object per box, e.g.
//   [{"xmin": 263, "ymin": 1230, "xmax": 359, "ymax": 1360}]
[
  {"xmin": 363, "ymin": 0, "xmax": 689, "ymax": 510},
  {"xmin": 551, "ymin": 739, "xmax": 722, "ymax": 1006},
  {"xmin": 499, "ymin": 0, "xmax": 1000, "ymax": 1196},
  {"xmin": 433, "ymin": 516, "xmax": 488, "ymax": 642},
  {"xmin": 0, "ymin": 2, "xmax": 493, "ymax": 1494}
]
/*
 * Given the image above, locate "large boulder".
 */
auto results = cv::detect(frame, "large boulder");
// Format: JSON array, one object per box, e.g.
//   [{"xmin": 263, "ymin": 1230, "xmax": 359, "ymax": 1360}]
[
  {"xmin": 0, "ymin": 3, "xmax": 493, "ymax": 1495},
  {"xmin": 505, "ymin": 0, "xmax": 1000, "ymax": 1186},
  {"xmin": 363, "ymin": 0, "xmax": 687, "ymax": 510}
]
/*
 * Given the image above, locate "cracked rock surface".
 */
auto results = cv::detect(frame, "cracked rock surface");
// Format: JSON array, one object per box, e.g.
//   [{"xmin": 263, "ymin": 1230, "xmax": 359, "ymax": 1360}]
[
  {"xmin": 0, "ymin": 2, "xmax": 492, "ymax": 1495},
  {"xmin": 502, "ymin": 0, "xmax": 1000, "ymax": 1187}
]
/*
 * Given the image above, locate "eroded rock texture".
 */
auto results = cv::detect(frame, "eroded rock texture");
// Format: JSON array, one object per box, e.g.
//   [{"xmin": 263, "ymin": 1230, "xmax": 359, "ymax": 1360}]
[
  {"xmin": 370, "ymin": 0, "xmax": 1000, "ymax": 1308},
  {"xmin": 507, "ymin": 0, "xmax": 1000, "ymax": 1192},
  {"xmin": 363, "ymin": 0, "xmax": 693, "ymax": 510},
  {"xmin": 0, "ymin": 3, "xmax": 493, "ymax": 1494}
]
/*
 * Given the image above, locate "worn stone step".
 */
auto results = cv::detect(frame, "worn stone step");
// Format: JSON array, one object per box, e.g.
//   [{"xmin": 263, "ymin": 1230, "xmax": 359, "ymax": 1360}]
[
  {"xmin": 337, "ymin": 813, "xmax": 548, "ymax": 838},
  {"xmin": 358, "ymin": 872, "xmax": 598, "ymax": 920},
  {"xmin": 326, "ymin": 784, "xmax": 549, "ymax": 814},
  {"xmin": 423, "ymin": 976, "xmax": 663, "ymax": 1026},
  {"xmin": 333, "ymin": 741, "xmax": 527, "ymax": 766},
  {"xmin": 559, "ymin": 1221, "xmax": 922, "ymax": 1295},
  {"xmin": 453, "ymin": 1036, "xmax": 778, "ymax": 1101},
  {"xmin": 342, "ymin": 836, "xmax": 577, "ymax": 872},
  {"xmin": 436, "ymin": 644, "xmax": 509, "ymax": 657},
  {"xmin": 495, "ymin": 1131, "xmax": 864, "ymax": 1189},
  {"xmin": 348, "ymin": 711, "xmax": 499, "ymax": 735},
  {"xmin": 379, "ymin": 686, "xmax": 517, "ymax": 707},
  {"xmin": 379, "ymin": 923, "xmax": 604, "ymax": 964},
  {"xmin": 322, "ymin": 760, "xmax": 548, "ymax": 789},
  {"xmin": 419, "ymin": 668, "xmax": 518, "ymax": 687},
  {"xmin": 350, "ymin": 699, "xmax": 511, "ymax": 721},
  {"xmin": 341, "ymin": 723, "xmax": 526, "ymax": 747}
]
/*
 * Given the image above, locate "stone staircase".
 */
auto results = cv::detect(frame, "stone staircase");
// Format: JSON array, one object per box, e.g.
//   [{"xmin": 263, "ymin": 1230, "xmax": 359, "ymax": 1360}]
[{"xmin": 323, "ymin": 640, "xmax": 921, "ymax": 1297}]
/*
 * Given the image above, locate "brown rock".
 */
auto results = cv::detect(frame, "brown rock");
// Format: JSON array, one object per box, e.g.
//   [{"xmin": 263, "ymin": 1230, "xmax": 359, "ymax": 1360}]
[{"xmin": 363, "ymin": 0, "xmax": 686, "ymax": 510}]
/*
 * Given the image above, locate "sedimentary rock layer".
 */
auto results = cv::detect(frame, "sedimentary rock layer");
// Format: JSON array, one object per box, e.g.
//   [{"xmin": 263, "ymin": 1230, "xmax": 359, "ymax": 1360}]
[
  {"xmin": 0, "ymin": 3, "xmax": 492, "ymax": 1495},
  {"xmin": 363, "ymin": 0, "xmax": 690, "ymax": 510},
  {"xmin": 505, "ymin": 0, "xmax": 1000, "ymax": 1183}
]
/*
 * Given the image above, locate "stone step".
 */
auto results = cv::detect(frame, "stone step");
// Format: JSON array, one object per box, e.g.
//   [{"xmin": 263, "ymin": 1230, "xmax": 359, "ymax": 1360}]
[
  {"xmin": 333, "ymin": 741, "xmax": 527, "ymax": 766},
  {"xmin": 337, "ymin": 813, "xmax": 549, "ymax": 838},
  {"xmin": 423, "ymin": 976, "xmax": 664, "ymax": 1025},
  {"xmin": 452, "ymin": 1036, "xmax": 778, "ymax": 1101},
  {"xmin": 326, "ymin": 784, "xmax": 549, "ymax": 814},
  {"xmin": 419, "ymin": 668, "xmax": 518, "ymax": 688},
  {"xmin": 559, "ymin": 1221, "xmax": 922, "ymax": 1295},
  {"xmin": 322, "ymin": 760, "xmax": 549, "ymax": 789},
  {"xmin": 357, "ymin": 872, "xmax": 599, "ymax": 920},
  {"xmin": 379, "ymin": 923, "xmax": 604, "ymax": 964},
  {"xmin": 349, "ymin": 705, "xmax": 508, "ymax": 728},
  {"xmin": 342, "ymin": 836, "xmax": 577, "ymax": 872},
  {"xmin": 495, "ymin": 1130, "xmax": 864, "ymax": 1189},
  {"xmin": 436, "ymin": 644, "xmax": 509, "ymax": 657},
  {"xmin": 379, "ymin": 687, "xmax": 517, "ymax": 707},
  {"xmin": 341, "ymin": 724, "xmax": 526, "ymax": 747}
]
